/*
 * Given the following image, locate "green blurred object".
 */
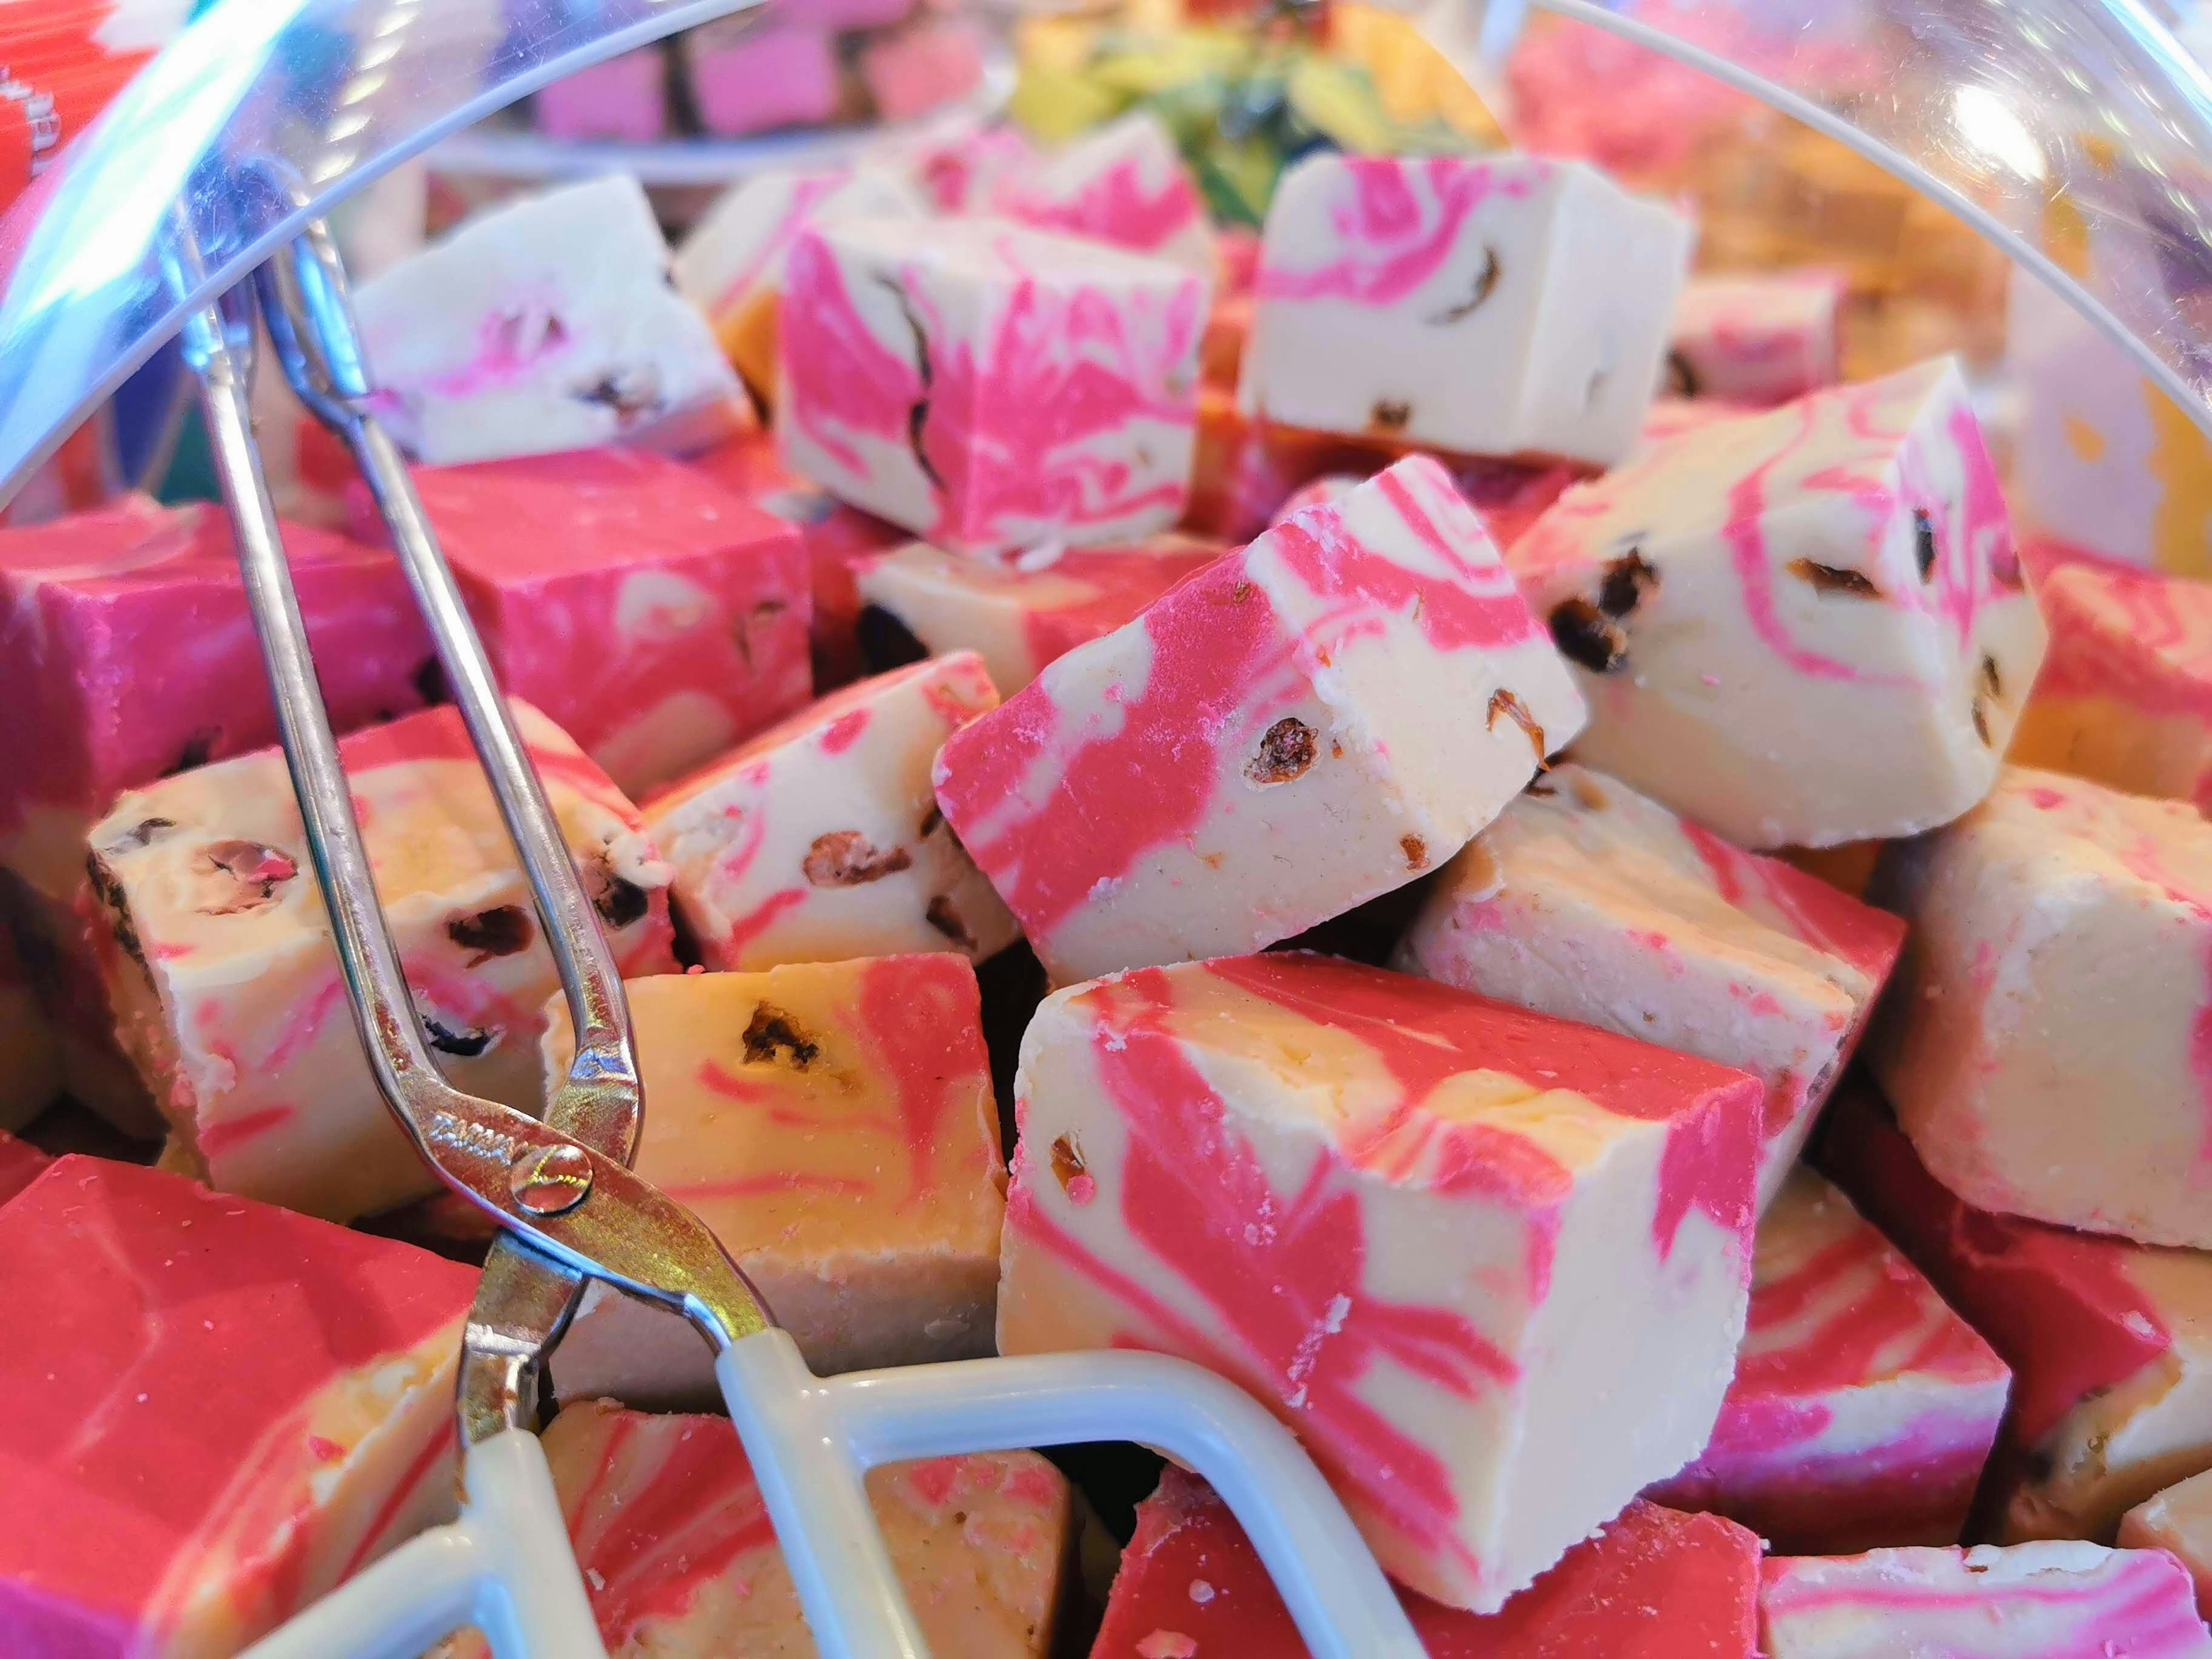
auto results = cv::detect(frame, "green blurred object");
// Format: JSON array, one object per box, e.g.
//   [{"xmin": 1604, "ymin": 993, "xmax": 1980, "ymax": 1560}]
[{"xmin": 156, "ymin": 402, "xmax": 218, "ymax": 505}]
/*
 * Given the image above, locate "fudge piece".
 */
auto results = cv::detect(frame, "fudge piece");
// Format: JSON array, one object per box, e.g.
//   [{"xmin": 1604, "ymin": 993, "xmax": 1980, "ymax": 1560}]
[
  {"xmin": 1823, "ymin": 1084, "xmax": 2212, "ymax": 1541},
  {"xmin": 1868, "ymin": 768, "xmax": 2212, "ymax": 1248},
  {"xmin": 673, "ymin": 164, "xmax": 926, "ymax": 408},
  {"xmin": 778, "ymin": 215, "xmax": 1209, "ymax": 558},
  {"xmin": 354, "ymin": 174, "xmax": 748, "ymax": 465},
  {"xmin": 87, "ymin": 703, "xmax": 677, "ymax": 1222},
  {"xmin": 1667, "ymin": 272, "xmax": 1844, "ymax": 407},
  {"xmin": 1511, "ymin": 358, "xmax": 2046, "ymax": 849},
  {"xmin": 0, "ymin": 926, "xmax": 59, "ymax": 1131},
  {"xmin": 1268, "ymin": 458, "xmax": 1582, "ymax": 555},
  {"xmin": 1394, "ymin": 764, "xmax": 1904, "ymax": 1207},
  {"xmin": 0, "ymin": 498, "xmax": 431, "ymax": 1130},
  {"xmin": 1094, "ymin": 1471, "xmax": 1760, "ymax": 1658},
  {"xmin": 533, "ymin": 46, "xmax": 665, "ymax": 142},
  {"xmin": 354, "ymin": 448, "xmax": 810, "ymax": 797},
  {"xmin": 853, "ymin": 533, "xmax": 1222, "ymax": 695},
  {"xmin": 2007, "ymin": 559, "xmax": 2212, "ymax": 809},
  {"xmin": 684, "ymin": 19, "xmax": 842, "ymax": 139},
  {"xmin": 2123, "ymin": 1470, "xmax": 2212, "ymax": 1619},
  {"xmin": 544, "ymin": 957, "xmax": 1006, "ymax": 1403},
  {"xmin": 1758, "ymin": 1543, "xmax": 2212, "ymax": 1657},
  {"xmin": 997, "ymin": 952, "xmax": 1762, "ymax": 1611},
  {"xmin": 437, "ymin": 1400, "xmax": 1068, "ymax": 1659},
  {"xmin": 1646, "ymin": 1167, "xmax": 2009, "ymax": 1552},
  {"xmin": 994, "ymin": 111, "xmax": 1215, "ymax": 276},
  {"xmin": 858, "ymin": 13, "xmax": 986, "ymax": 124},
  {"xmin": 647, "ymin": 656, "xmax": 1017, "ymax": 971},
  {"xmin": 1240, "ymin": 154, "xmax": 1690, "ymax": 467},
  {"xmin": 866, "ymin": 112, "xmax": 1036, "ymax": 214},
  {"xmin": 0, "ymin": 1158, "xmax": 475, "ymax": 1656},
  {"xmin": 938, "ymin": 458, "xmax": 1584, "ymax": 983}
]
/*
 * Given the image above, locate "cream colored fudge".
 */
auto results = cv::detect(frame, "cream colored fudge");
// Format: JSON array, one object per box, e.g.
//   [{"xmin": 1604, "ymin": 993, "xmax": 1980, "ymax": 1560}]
[
  {"xmin": 355, "ymin": 175, "xmax": 748, "ymax": 464},
  {"xmin": 997, "ymin": 952, "xmax": 1762, "ymax": 1612},
  {"xmin": 1512, "ymin": 358, "xmax": 2046, "ymax": 849},
  {"xmin": 0, "ymin": 1158, "xmax": 475, "ymax": 1656},
  {"xmin": 1647, "ymin": 1168, "xmax": 2010, "ymax": 1553},
  {"xmin": 544, "ymin": 957, "xmax": 1006, "ymax": 1406},
  {"xmin": 933, "ymin": 457, "xmax": 1585, "ymax": 983},
  {"xmin": 1395, "ymin": 764, "xmax": 1903, "ymax": 1207},
  {"xmin": 1240, "ymin": 153, "xmax": 1689, "ymax": 467},
  {"xmin": 87, "ymin": 703, "xmax": 677, "ymax": 1222},
  {"xmin": 2122, "ymin": 1469, "xmax": 2212, "ymax": 1619},
  {"xmin": 438, "ymin": 1399, "xmax": 1070, "ymax": 1659},
  {"xmin": 2008, "ymin": 559, "xmax": 2212, "ymax": 809},
  {"xmin": 852, "ymin": 534, "xmax": 1222, "ymax": 696},
  {"xmin": 1824, "ymin": 1083, "xmax": 2212, "ymax": 1542},
  {"xmin": 1869, "ymin": 767, "xmax": 2212, "ymax": 1248},
  {"xmin": 646, "ymin": 654, "xmax": 1017, "ymax": 971},
  {"xmin": 672, "ymin": 163, "xmax": 926, "ymax": 406},
  {"xmin": 1759, "ymin": 1543, "xmax": 2212, "ymax": 1657}
]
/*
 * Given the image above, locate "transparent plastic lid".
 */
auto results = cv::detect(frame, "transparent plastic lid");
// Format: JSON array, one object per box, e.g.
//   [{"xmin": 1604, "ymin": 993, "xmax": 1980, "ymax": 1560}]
[{"xmin": 3, "ymin": 0, "xmax": 2212, "ymax": 505}]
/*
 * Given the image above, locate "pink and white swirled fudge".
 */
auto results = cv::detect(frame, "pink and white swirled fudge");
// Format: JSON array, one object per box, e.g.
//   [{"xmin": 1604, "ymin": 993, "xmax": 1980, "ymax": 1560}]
[
  {"xmin": 1758, "ymin": 1543, "xmax": 2212, "ymax": 1657},
  {"xmin": 994, "ymin": 110, "xmax": 1215, "ymax": 276},
  {"xmin": 2125, "ymin": 1471, "xmax": 2212, "ymax": 1619},
  {"xmin": 778, "ymin": 214, "xmax": 1209, "ymax": 557},
  {"xmin": 646, "ymin": 655, "xmax": 1016, "ymax": 970},
  {"xmin": 2008, "ymin": 559, "xmax": 2212, "ymax": 809},
  {"xmin": 853, "ymin": 533, "xmax": 1222, "ymax": 694},
  {"xmin": 1395, "ymin": 764, "xmax": 1904, "ymax": 1207},
  {"xmin": 933, "ymin": 457, "xmax": 1585, "ymax": 983},
  {"xmin": 673, "ymin": 164, "xmax": 926, "ymax": 408},
  {"xmin": 997, "ymin": 952, "xmax": 1762, "ymax": 1611},
  {"xmin": 86, "ymin": 703, "xmax": 676, "ymax": 1222},
  {"xmin": 355, "ymin": 174, "xmax": 748, "ymax": 465},
  {"xmin": 1667, "ymin": 272, "xmax": 1844, "ymax": 408},
  {"xmin": 1868, "ymin": 767, "xmax": 2212, "ymax": 1249},
  {"xmin": 1094, "ymin": 1471, "xmax": 1761, "ymax": 1658},
  {"xmin": 544, "ymin": 957, "xmax": 1006, "ymax": 1404},
  {"xmin": 355, "ymin": 448, "xmax": 810, "ymax": 797},
  {"xmin": 434, "ymin": 1400, "xmax": 1070, "ymax": 1659},
  {"xmin": 1824, "ymin": 1083, "xmax": 2212, "ymax": 1541},
  {"xmin": 0, "ymin": 497, "xmax": 431, "ymax": 1131},
  {"xmin": 1646, "ymin": 1166, "xmax": 2009, "ymax": 1554},
  {"xmin": 1238, "ymin": 154, "xmax": 1690, "ymax": 467},
  {"xmin": 1512, "ymin": 357, "xmax": 2046, "ymax": 849},
  {"xmin": 0, "ymin": 1158, "xmax": 476, "ymax": 1656}
]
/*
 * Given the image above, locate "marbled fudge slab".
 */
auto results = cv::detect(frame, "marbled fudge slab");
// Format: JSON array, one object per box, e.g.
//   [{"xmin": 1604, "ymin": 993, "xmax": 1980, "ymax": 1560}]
[
  {"xmin": 544, "ymin": 957, "xmax": 1005, "ymax": 1404},
  {"xmin": 647, "ymin": 654, "xmax": 1016, "ymax": 971},
  {"xmin": 1869, "ymin": 767, "xmax": 2212, "ymax": 1248},
  {"xmin": 994, "ymin": 110, "xmax": 1214, "ymax": 276},
  {"xmin": 1512, "ymin": 358, "xmax": 2045, "ymax": 849},
  {"xmin": 88, "ymin": 703, "xmax": 676, "ymax": 1222},
  {"xmin": 1668, "ymin": 272, "xmax": 1844, "ymax": 407},
  {"xmin": 779, "ymin": 214, "xmax": 1208, "ymax": 556},
  {"xmin": 1397, "ymin": 764, "xmax": 1903, "ymax": 1207},
  {"xmin": 997, "ymin": 952, "xmax": 1760, "ymax": 1611},
  {"xmin": 1647, "ymin": 1167, "xmax": 2009, "ymax": 1553},
  {"xmin": 934, "ymin": 457, "xmax": 1584, "ymax": 983},
  {"xmin": 0, "ymin": 1158, "xmax": 475, "ymax": 1656}
]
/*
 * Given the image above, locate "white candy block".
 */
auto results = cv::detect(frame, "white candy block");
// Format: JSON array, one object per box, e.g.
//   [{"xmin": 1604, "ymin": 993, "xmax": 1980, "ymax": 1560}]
[
  {"xmin": 933, "ymin": 456, "xmax": 1585, "ymax": 983},
  {"xmin": 1666, "ymin": 272, "xmax": 1843, "ymax": 407},
  {"xmin": 647, "ymin": 653, "xmax": 1017, "ymax": 970},
  {"xmin": 356, "ymin": 174, "xmax": 748, "ymax": 465},
  {"xmin": 544, "ymin": 958, "xmax": 1006, "ymax": 1405},
  {"xmin": 1512, "ymin": 358, "xmax": 2046, "ymax": 849},
  {"xmin": 778, "ymin": 215, "xmax": 1209, "ymax": 557},
  {"xmin": 1239, "ymin": 154, "xmax": 1690, "ymax": 467},
  {"xmin": 2122, "ymin": 1471, "xmax": 2212, "ymax": 1620},
  {"xmin": 1868, "ymin": 767, "xmax": 2212, "ymax": 1249},
  {"xmin": 994, "ymin": 111, "xmax": 1215, "ymax": 275},
  {"xmin": 1396, "ymin": 764, "xmax": 1904, "ymax": 1209},
  {"xmin": 997, "ymin": 952, "xmax": 1761, "ymax": 1612},
  {"xmin": 86, "ymin": 703, "xmax": 677, "ymax": 1222},
  {"xmin": 672, "ymin": 164, "xmax": 926, "ymax": 404},
  {"xmin": 1759, "ymin": 1543, "xmax": 2212, "ymax": 1657}
]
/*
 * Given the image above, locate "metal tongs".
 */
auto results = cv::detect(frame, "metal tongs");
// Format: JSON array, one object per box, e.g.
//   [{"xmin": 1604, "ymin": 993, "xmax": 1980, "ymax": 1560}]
[{"xmin": 175, "ymin": 220, "xmax": 1424, "ymax": 1659}]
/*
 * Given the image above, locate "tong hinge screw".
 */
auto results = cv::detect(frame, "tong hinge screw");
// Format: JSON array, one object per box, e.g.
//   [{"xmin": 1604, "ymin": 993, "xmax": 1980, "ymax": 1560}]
[{"xmin": 509, "ymin": 1142, "xmax": 594, "ymax": 1215}]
